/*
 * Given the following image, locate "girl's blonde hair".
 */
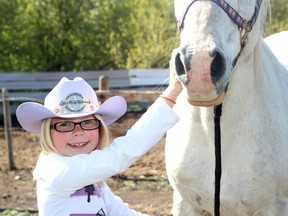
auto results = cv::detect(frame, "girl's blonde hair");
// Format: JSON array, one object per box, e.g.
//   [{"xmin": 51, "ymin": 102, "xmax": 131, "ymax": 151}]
[{"xmin": 40, "ymin": 115, "xmax": 111, "ymax": 155}]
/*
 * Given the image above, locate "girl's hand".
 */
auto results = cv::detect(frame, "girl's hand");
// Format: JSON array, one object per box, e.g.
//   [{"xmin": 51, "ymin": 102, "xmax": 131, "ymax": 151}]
[{"xmin": 160, "ymin": 49, "xmax": 183, "ymax": 106}]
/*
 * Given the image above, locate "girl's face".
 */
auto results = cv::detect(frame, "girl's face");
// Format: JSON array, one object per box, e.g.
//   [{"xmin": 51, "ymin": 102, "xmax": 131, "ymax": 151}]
[{"xmin": 50, "ymin": 115, "xmax": 100, "ymax": 157}]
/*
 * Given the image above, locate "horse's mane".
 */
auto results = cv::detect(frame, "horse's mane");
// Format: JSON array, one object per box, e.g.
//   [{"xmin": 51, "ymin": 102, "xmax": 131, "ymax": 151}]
[
  {"xmin": 264, "ymin": 0, "xmax": 273, "ymax": 35},
  {"xmin": 251, "ymin": 0, "xmax": 287, "ymax": 95},
  {"xmin": 254, "ymin": 37, "xmax": 288, "ymax": 103},
  {"xmin": 259, "ymin": 0, "xmax": 271, "ymax": 36}
]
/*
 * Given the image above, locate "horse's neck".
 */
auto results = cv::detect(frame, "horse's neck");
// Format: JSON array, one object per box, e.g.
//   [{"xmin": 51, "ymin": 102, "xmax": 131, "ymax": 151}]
[{"xmin": 227, "ymin": 38, "xmax": 288, "ymax": 106}]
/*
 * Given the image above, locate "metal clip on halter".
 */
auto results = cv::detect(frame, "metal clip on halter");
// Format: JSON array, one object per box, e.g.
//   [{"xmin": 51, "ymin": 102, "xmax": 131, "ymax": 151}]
[{"xmin": 239, "ymin": 20, "xmax": 249, "ymax": 48}]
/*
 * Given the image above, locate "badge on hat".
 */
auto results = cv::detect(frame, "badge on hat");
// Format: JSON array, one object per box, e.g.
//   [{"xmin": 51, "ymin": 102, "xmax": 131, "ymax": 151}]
[{"xmin": 54, "ymin": 92, "xmax": 97, "ymax": 115}]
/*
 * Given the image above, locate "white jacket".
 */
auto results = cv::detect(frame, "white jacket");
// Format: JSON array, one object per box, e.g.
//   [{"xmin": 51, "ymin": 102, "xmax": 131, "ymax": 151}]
[{"xmin": 33, "ymin": 99, "xmax": 179, "ymax": 216}]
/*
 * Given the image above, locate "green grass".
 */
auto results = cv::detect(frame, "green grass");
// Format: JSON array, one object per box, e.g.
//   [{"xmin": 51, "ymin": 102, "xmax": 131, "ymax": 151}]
[{"xmin": 1, "ymin": 209, "xmax": 38, "ymax": 216}]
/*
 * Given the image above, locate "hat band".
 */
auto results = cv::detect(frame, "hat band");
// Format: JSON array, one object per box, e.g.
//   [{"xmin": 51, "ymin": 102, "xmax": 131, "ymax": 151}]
[{"xmin": 53, "ymin": 92, "xmax": 97, "ymax": 115}]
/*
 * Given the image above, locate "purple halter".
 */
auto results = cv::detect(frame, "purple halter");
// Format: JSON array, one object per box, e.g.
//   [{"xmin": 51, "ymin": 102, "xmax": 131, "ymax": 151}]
[{"xmin": 177, "ymin": 0, "xmax": 263, "ymax": 48}]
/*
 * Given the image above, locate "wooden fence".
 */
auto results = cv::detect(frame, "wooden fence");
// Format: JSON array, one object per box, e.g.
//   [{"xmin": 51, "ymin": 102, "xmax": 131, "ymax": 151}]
[{"xmin": 0, "ymin": 69, "xmax": 169, "ymax": 106}]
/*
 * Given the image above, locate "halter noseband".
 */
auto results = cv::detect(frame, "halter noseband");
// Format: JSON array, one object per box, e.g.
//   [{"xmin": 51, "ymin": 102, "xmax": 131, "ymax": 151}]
[{"xmin": 178, "ymin": 0, "xmax": 263, "ymax": 48}]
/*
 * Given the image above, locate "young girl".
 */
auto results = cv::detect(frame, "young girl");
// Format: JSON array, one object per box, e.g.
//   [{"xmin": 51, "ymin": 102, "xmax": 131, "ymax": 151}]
[{"xmin": 16, "ymin": 61, "xmax": 182, "ymax": 216}]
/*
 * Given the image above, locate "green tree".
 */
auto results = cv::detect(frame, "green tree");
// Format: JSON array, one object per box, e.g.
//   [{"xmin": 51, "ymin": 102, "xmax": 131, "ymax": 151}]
[
  {"xmin": 0, "ymin": 0, "xmax": 21, "ymax": 71},
  {"xmin": 265, "ymin": 0, "xmax": 288, "ymax": 35},
  {"xmin": 93, "ymin": 0, "xmax": 137, "ymax": 69},
  {"xmin": 0, "ymin": 0, "xmax": 286, "ymax": 72},
  {"xmin": 94, "ymin": 0, "xmax": 177, "ymax": 69},
  {"xmin": 19, "ymin": 0, "xmax": 100, "ymax": 71},
  {"xmin": 0, "ymin": 0, "xmax": 176, "ymax": 71},
  {"xmin": 125, "ymin": 0, "xmax": 177, "ymax": 69}
]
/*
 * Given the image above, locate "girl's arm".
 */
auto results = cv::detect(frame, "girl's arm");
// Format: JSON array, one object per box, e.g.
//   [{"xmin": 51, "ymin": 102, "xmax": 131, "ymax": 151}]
[
  {"xmin": 35, "ymin": 98, "xmax": 179, "ymax": 191},
  {"xmin": 102, "ymin": 183, "xmax": 149, "ymax": 216},
  {"xmin": 34, "ymin": 49, "xmax": 182, "ymax": 192}
]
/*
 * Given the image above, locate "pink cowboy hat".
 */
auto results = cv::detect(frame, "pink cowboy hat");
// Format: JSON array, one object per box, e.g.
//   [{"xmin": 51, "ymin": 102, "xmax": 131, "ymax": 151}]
[{"xmin": 16, "ymin": 77, "xmax": 127, "ymax": 133}]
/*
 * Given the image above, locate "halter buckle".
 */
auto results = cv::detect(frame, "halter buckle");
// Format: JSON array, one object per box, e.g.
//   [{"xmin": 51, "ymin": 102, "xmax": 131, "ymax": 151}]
[{"xmin": 239, "ymin": 20, "xmax": 249, "ymax": 47}]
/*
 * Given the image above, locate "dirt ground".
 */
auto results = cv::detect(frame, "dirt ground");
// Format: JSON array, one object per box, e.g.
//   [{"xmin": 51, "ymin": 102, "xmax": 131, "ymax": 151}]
[{"xmin": 0, "ymin": 113, "xmax": 174, "ymax": 216}]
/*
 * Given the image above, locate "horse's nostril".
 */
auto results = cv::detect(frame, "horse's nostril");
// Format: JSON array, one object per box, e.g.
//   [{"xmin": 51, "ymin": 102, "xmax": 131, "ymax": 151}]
[
  {"xmin": 175, "ymin": 52, "xmax": 186, "ymax": 76},
  {"xmin": 210, "ymin": 51, "xmax": 226, "ymax": 84}
]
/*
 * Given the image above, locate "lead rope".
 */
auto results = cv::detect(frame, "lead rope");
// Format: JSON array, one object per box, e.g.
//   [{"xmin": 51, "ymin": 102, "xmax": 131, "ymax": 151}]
[{"xmin": 214, "ymin": 104, "xmax": 222, "ymax": 216}]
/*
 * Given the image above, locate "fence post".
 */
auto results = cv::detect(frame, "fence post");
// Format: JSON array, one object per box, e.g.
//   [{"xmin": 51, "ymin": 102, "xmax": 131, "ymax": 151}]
[
  {"xmin": 98, "ymin": 75, "xmax": 109, "ymax": 91},
  {"xmin": 2, "ymin": 88, "xmax": 15, "ymax": 170}
]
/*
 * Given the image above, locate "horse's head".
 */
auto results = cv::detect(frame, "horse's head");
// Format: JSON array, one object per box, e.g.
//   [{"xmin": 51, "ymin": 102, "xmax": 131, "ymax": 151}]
[{"xmin": 173, "ymin": 0, "xmax": 269, "ymax": 106}]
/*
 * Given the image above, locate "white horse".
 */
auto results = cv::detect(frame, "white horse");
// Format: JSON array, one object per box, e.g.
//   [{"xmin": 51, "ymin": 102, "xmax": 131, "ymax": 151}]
[{"xmin": 165, "ymin": 0, "xmax": 288, "ymax": 215}]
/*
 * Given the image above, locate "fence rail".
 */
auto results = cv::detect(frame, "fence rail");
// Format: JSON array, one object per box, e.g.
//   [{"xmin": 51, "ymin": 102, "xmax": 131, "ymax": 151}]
[
  {"xmin": 0, "ymin": 69, "xmax": 169, "ymax": 114},
  {"xmin": 0, "ymin": 69, "xmax": 169, "ymax": 102}
]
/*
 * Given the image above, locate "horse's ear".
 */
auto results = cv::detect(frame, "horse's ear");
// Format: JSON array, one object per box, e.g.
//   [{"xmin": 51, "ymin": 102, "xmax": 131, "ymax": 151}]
[{"xmin": 174, "ymin": 1, "xmax": 188, "ymax": 22}]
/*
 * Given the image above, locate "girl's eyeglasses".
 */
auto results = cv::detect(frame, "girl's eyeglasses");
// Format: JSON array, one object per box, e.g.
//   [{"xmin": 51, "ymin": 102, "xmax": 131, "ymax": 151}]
[{"xmin": 50, "ymin": 119, "xmax": 101, "ymax": 132}]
